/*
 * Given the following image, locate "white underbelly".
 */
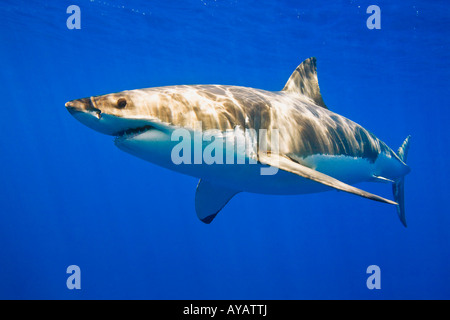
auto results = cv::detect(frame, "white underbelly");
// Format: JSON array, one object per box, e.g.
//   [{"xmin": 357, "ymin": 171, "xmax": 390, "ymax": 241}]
[{"xmin": 114, "ymin": 128, "xmax": 377, "ymax": 195}]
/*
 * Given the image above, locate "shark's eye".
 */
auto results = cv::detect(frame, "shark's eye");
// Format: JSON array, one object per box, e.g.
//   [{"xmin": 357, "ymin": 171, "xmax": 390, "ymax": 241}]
[{"xmin": 117, "ymin": 98, "xmax": 127, "ymax": 109}]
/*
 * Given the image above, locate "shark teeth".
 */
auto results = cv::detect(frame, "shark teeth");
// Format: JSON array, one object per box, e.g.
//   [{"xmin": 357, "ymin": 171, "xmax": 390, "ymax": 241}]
[{"xmin": 116, "ymin": 125, "xmax": 154, "ymax": 139}]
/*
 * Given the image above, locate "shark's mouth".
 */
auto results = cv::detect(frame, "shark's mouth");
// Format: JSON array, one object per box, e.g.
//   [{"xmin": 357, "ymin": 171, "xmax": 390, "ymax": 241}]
[{"xmin": 115, "ymin": 125, "xmax": 154, "ymax": 139}]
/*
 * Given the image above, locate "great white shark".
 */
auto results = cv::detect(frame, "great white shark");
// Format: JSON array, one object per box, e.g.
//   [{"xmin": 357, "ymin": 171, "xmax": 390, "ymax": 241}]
[{"xmin": 66, "ymin": 58, "xmax": 411, "ymax": 226}]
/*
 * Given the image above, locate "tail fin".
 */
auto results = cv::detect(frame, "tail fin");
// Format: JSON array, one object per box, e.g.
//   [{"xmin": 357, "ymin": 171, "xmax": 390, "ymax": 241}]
[{"xmin": 393, "ymin": 135, "xmax": 411, "ymax": 227}]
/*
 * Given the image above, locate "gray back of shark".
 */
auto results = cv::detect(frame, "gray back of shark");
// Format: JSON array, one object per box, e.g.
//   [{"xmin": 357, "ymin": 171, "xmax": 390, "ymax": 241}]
[{"xmin": 66, "ymin": 57, "xmax": 411, "ymax": 226}]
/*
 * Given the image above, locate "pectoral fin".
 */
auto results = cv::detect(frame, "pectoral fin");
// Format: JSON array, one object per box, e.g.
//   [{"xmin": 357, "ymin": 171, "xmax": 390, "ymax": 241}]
[
  {"xmin": 258, "ymin": 153, "xmax": 398, "ymax": 206},
  {"xmin": 195, "ymin": 179, "xmax": 240, "ymax": 224}
]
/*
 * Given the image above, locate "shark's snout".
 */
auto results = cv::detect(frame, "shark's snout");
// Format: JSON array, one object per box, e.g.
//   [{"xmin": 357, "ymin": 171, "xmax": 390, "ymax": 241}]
[
  {"xmin": 65, "ymin": 95, "xmax": 154, "ymax": 137},
  {"xmin": 65, "ymin": 97, "xmax": 101, "ymax": 115}
]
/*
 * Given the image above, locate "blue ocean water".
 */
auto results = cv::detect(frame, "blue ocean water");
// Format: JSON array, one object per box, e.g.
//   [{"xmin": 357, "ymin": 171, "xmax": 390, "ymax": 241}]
[{"xmin": 0, "ymin": 0, "xmax": 449, "ymax": 299}]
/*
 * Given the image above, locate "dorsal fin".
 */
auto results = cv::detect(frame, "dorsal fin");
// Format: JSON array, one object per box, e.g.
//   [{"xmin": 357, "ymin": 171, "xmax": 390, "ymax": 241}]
[{"xmin": 282, "ymin": 57, "xmax": 328, "ymax": 109}]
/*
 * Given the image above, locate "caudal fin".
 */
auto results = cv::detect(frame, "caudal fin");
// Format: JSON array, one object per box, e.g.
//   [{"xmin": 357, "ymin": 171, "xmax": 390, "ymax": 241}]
[{"xmin": 393, "ymin": 135, "xmax": 411, "ymax": 227}]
